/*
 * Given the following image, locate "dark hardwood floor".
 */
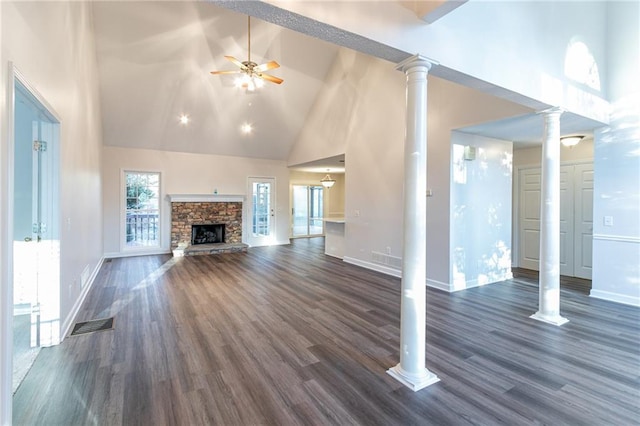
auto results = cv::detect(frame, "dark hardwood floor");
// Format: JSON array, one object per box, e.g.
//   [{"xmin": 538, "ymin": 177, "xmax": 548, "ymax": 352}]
[
  {"xmin": 13, "ymin": 238, "xmax": 640, "ymax": 425},
  {"xmin": 512, "ymin": 267, "xmax": 593, "ymax": 295}
]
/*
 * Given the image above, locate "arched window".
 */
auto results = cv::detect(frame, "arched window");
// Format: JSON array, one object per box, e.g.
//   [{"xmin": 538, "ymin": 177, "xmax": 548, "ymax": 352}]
[{"xmin": 564, "ymin": 39, "xmax": 601, "ymax": 91}]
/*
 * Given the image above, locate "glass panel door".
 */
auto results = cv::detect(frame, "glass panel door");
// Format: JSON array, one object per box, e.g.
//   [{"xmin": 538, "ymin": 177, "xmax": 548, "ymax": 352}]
[
  {"xmin": 309, "ymin": 186, "xmax": 324, "ymax": 235},
  {"xmin": 13, "ymin": 79, "xmax": 60, "ymax": 393},
  {"xmin": 292, "ymin": 185, "xmax": 309, "ymax": 237},
  {"xmin": 292, "ymin": 185, "xmax": 324, "ymax": 237},
  {"xmin": 247, "ymin": 177, "xmax": 275, "ymax": 246}
]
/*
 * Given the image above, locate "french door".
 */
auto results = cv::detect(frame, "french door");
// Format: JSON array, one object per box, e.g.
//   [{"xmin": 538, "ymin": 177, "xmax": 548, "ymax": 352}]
[
  {"xmin": 247, "ymin": 177, "xmax": 276, "ymax": 246},
  {"xmin": 292, "ymin": 185, "xmax": 324, "ymax": 237}
]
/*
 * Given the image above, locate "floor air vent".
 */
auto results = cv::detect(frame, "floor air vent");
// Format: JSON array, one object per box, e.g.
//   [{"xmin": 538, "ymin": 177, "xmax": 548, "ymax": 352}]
[{"xmin": 70, "ymin": 317, "xmax": 114, "ymax": 336}]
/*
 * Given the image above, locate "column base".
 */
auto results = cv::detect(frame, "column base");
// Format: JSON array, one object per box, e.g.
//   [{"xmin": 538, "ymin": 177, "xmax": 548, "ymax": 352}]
[
  {"xmin": 530, "ymin": 311, "xmax": 569, "ymax": 326},
  {"xmin": 387, "ymin": 364, "xmax": 440, "ymax": 392}
]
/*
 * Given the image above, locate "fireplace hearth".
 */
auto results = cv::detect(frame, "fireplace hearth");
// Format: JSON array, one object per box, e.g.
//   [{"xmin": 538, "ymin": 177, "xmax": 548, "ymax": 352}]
[{"xmin": 191, "ymin": 224, "xmax": 225, "ymax": 245}]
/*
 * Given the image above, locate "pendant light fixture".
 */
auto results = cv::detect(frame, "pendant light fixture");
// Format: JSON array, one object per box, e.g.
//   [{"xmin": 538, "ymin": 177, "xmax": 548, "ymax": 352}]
[{"xmin": 320, "ymin": 171, "xmax": 336, "ymax": 188}]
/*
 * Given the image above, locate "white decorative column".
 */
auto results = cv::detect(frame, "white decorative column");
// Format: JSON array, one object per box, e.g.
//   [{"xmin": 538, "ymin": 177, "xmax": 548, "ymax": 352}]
[
  {"xmin": 531, "ymin": 107, "xmax": 569, "ymax": 326},
  {"xmin": 387, "ymin": 54, "xmax": 440, "ymax": 391}
]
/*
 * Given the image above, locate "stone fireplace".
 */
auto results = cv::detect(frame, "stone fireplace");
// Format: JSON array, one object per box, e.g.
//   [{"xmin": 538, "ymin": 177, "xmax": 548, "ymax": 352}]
[{"xmin": 169, "ymin": 194, "xmax": 247, "ymax": 256}]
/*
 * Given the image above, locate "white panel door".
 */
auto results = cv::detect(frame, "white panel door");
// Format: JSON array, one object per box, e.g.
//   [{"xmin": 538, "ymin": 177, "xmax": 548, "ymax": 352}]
[
  {"xmin": 519, "ymin": 169, "xmax": 541, "ymax": 270},
  {"xmin": 574, "ymin": 164, "xmax": 594, "ymax": 279},
  {"xmin": 518, "ymin": 163, "xmax": 593, "ymax": 278}
]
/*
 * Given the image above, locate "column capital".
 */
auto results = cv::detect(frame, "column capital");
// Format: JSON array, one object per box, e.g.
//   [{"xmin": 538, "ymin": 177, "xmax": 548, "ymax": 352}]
[
  {"xmin": 396, "ymin": 54, "xmax": 439, "ymax": 73},
  {"xmin": 536, "ymin": 106, "xmax": 564, "ymax": 117}
]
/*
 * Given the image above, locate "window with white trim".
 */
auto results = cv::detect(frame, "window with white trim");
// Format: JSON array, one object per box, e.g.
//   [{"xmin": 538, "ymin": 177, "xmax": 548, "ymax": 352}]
[{"xmin": 124, "ymin": 171, "xmax": 160, "ymax": 248}]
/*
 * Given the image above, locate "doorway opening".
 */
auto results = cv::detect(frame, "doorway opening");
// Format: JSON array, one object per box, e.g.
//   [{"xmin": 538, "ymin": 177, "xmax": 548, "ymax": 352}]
[{"xmin": 11, "ymin": 73, "xmax": 61, "ymax": 393}]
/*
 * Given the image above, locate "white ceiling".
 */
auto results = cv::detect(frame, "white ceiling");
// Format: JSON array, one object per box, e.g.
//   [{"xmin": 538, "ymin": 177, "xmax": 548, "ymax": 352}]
[
  {"xmin": 92, "ymin": 1, "xmax": 601, "ymax": 167},
  {"xmin": 92, "ymin": 1, "xmax": 340, "ymax": 161},
  {"xmin": 457, "ymin": 111, "xmax": 599, "ymax": 149}
]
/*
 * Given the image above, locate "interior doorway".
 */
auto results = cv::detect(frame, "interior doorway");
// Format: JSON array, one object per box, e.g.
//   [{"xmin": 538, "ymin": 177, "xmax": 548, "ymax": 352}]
[{"xmin": 12, "ymin": 75, "xmax": 61, "ymax": 393}]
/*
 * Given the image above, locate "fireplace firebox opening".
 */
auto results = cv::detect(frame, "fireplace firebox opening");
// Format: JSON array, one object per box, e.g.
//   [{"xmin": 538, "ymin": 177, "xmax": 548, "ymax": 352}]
[{"xmin": 191, "ymin": 224, "xmax": 225, "ymax": 245}]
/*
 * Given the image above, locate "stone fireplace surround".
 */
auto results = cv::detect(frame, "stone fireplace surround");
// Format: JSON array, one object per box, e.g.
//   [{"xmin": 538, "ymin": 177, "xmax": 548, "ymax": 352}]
[{"xmin": 169, "ymin": 194, "xmax": 248, "ymax": 256}]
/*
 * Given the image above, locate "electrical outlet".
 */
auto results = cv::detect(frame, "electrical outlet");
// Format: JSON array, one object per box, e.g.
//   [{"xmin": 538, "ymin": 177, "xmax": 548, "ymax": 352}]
[
  {"xmin": 386, "ymin": 246, "xmax": 392, "ymax": 255},
  {"xmin": 604, "ymin": 216, "xmax": 613, "ymax": 227},
  {"xmin": 354, "ymin": 210, "xmax": 360, "ymax": 217}
]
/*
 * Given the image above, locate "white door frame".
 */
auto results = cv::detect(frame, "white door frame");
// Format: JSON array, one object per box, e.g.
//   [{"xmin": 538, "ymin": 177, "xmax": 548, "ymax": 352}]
[
  {"xmin": 291, "ymin": 184, "xmax": 325, "ymax": 238},
  {"xmin": 514, "ymin": 161, "xmax": 593, "ymax": 278},
  {"xmin": 573, "ymin": 163, "xmax": 594, "ymax": 279},
  {"xmin": 246, "ymin": 177, "xmax": 276, "ymax": 247},
  {"xmin": 1, "ymin": 63, "xmax": 62, "ymax": 424}
]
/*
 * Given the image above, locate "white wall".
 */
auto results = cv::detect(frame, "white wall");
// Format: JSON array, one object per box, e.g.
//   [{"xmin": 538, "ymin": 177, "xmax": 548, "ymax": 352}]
[
  {"xmin": 289, "ymin": 48, "xmax": 531, "ymax": 285},
  {"xmin": 592, "ymin": 107, "xmax": 640, "ymax": 306},
  {"xmin": 0, "ymin": 4, "xmax": 7, "ymax": 424},
  {"xmin": 287, "ymin": 50, "xmax": 362, "ymax": 167},
  {"xmin": 103, "ymin": 146, "xmax": 291, "ymax": 256},
  {"xmin": 258, "ymin": 0, "xmax": 609, "ymax": 123},
  {"xmin": 1, "ymin": 2, "xmax": 103, "ymax": 422},
  {"xmin": 450, "ymin": 133, "xmax": 513, "ymax": 292},
  {"xmin": 513, "ymin": 138, "xmax": 594, "ymax": 168},
  {"xmin": 426, "ymin": 77, "xmax": 530, "ymax": 285},
  {"xmin": 590, "ymin": 1, "xmax": 640, "ymax": 306}
]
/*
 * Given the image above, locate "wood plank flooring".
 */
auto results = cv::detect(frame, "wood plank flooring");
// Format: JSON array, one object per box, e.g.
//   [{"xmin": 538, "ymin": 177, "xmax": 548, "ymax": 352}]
[{"xmin": 13, "ymin": 238, "xmax": 640, "ymax": 425}]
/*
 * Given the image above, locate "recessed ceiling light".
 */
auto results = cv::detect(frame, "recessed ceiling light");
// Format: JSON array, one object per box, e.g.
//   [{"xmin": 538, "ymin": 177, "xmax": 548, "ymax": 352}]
[
  {"xmin": 241, "ymin": 123, "xmax": 253, "ymax": 134},
  {"xmin": 179, "ymin": 114, "xmax": 190, "ymax": 125}
]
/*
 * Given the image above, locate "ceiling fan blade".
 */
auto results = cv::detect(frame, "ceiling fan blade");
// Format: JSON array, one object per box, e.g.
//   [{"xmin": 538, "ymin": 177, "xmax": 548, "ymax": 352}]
[
  {"xmin": 210, "ymin": 70, "xmax": 241, "ymax": 75},
  {"xmin": 253, "ymin": 60, "xmax": 280, "ymax": 73},
  {"xmin": 259, "ymin": 73, "xmax": 284, "ymax": 85},
  {"xmin": 224, "ymin": 55, "xmax": 247, "ymax": 69}
]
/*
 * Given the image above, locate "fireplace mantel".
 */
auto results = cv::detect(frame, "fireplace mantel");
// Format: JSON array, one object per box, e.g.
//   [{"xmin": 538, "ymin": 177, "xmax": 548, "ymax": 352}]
[
  {"xmin": 168, "ymin": 194, "xmax": 245, "ymax": 203},
  {"xmin": 170, "ymin": 195, "xmax": 244, "ymax": 251}
]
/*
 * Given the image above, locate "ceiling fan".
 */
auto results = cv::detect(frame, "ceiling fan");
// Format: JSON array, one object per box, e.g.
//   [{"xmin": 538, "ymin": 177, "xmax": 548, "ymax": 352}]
[{"xmin": 210, "ymin": 16, "xmax": 283, "ymax": 91}]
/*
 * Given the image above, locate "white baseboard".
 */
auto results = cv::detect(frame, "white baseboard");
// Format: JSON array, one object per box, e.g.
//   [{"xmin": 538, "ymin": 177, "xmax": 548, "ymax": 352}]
[
  {"xmin": 105, "ymin": 248, "xmax": 172, "ymax": 259},
  {"xmin": 340, "ymin": 257, "xmax": 515, "ymax": 294},
  {"xmin": 60, "ymin": 257, "xmax": 105, "ymax": 340},
  {"xmin": 448, "ymin": 271, "xmax": 514, "ymax": 293},
  {"xmin": 426, "ymin": 279, "xmax": 452, "ymax": 292},
  {"xmin": 245, "ymin": 240, "xmax": 291, "ymax": 248},
  {"xmin": 343, "ymin": 256, "xmax": 402, "ymax": 278},
  {"xmin": 590, "ymin": 289, "xmax": 640, "ymax": 307}
]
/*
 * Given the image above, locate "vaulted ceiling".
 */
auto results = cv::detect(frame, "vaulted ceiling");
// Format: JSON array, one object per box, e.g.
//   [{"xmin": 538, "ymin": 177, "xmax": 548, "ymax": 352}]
[
  {"xmin": 92, "ymin": 1, "xmax": 340, "ymax": 161},
  {"xmin": 92, "ymin": 1, "xmax": 595, "ymax": 166}
]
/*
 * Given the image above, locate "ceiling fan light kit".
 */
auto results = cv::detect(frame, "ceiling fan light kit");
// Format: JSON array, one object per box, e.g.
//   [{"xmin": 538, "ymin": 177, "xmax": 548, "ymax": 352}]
[{"xmin": 210, "ymin": 16, "xmax": 283, "ymax": 91}]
